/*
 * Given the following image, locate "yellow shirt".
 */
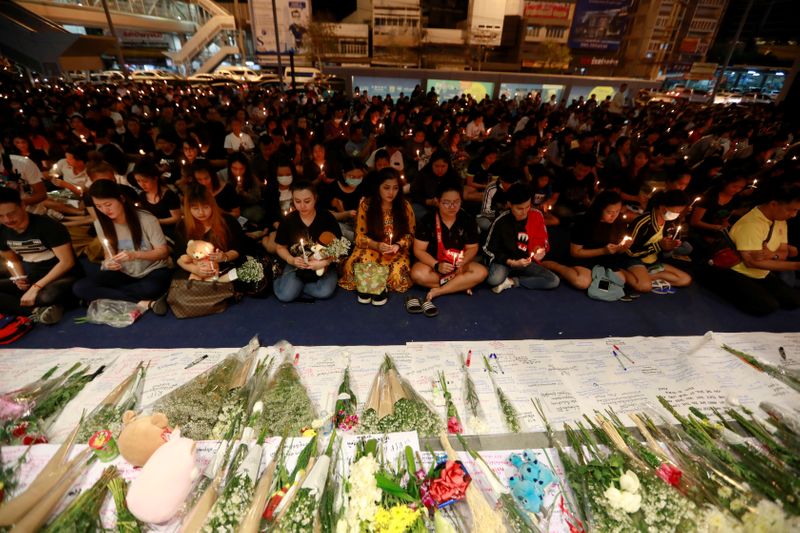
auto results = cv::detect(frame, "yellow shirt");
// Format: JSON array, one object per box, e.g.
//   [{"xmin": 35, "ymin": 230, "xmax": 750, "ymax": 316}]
[{"xmin": 730, "ymin": 207, "xmax": 787, "ymax": 279}]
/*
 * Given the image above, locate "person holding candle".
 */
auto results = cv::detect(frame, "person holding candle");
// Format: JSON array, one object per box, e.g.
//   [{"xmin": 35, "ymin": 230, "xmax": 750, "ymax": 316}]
[
  {"xmin": 0, "ymin": 187, "xmax": 82, "ymax": 324},
  {"xmin": 483, "ymin": 183, "xmax": 560, "ymax": 293},
  {"xmin": 622, "ymin": 189, "xmax": 693, "ymax": 294},
  {"xmin": 688, "ymin": 173, "xmax": 748, "ymax": 261},
  {"xmin": 227, "ymin": 153, "xmax": 267, "ymax": 226},
  {"xmin": 272, "ymin": 181, "xmax": 342, "ymax": 302},
  {"xmin": 339, "ymin": 168, "xmax": 415, "ymax": 303},
  {"xmin": 543, "ymin": 190, "xmax": 634, "ymax": 295},
  {"xmin": 410, "ymin": 179, "xmax": 487, "ymax": 315},
  {"xmin": 72, "ymin": 181, "xmax": 171, "ymax": 315},
  {"xmin": 261, "ymin": 158, "xmax": 298, "ymax": 254},
  {"xmin": 224, "ymin": 119, "xmax": 255, "ymax": 154},
  {"xmin": 0, "ymin": 145, "xmax": 47, "ymax": 210},
  {"xmin": 174, "ymin": 183, "xmax": 244, "ymax": 280}
]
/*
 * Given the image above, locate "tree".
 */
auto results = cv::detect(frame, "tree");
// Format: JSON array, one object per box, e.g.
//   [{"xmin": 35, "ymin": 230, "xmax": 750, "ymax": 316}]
[
  {"xmin": 303, "ymin": 21, "xmax": 338, "ymax": 72},
  {"xmin": 540, "ymin": 41, "xmax": 572, "ymax": 72}
]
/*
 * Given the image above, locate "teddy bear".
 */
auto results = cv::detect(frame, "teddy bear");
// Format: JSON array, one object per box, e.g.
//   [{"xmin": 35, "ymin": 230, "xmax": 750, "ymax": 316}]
[
  {"xmin": 127, "ymin": 427, "xmax": 199, "ymax": 524},
  {"xmin": 117, "ymin": 410, "xmax": 172, "ymax": 467},
  {"xmin": 186, "ymin": 239, "xmax": 219, "ymax": 281},
  {"xmin": 507, "ymin": 450, "xmax": 555, "ymax": 514}
]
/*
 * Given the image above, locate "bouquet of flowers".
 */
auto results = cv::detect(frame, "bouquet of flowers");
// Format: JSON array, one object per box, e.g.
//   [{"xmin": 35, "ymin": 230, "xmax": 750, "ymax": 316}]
[
  {"xmin": 359, "ymin": 355, "xmax": 441, "ymax": 437},
  {"xmin": 333, "ymin": 367, "xmax": 359, "ymax": 431},
  {"xmin": 263, "ymin": 436, "xmax": 318, "ymax": 523},
  {"xmin": 274, "ymin": 432, "xmax": 337, "ymax": 533},
  {"xmin": 42, "ymin": 465, "xmax": 117, "ymax": 532},
  {"xmin": 1, "ymin": 363, "xmax": 102, "ymax": 445},
  {"xmin": 253, "ymin": 355, "xmax": 316, "ymax": 437},
  {"xmin": 236, "ymin": 256, "xmax": 265, "ymax": 284},
  {"xmin": 201, "ymin": 441, "xmax": 263, "ymax": 532},
  {"xmin": 321, "ymin": 236, "xmax": 351, "ymax": 262},
  {"xmin": 484, "ymin": 356, "xmax": 520, "ymax": 433},
  {"xmin": 0, "ymin": 423, "xmax": 91, "ymax": 528},
  {"xmin": 335, "ymin": 440, "xmax": 382, "ymax": 533},
  {"xmin": 77, "ymin": 361, "xmax": 147, "ymax": 441},
  {"xmin": 152, "ymin": 337, "xmax": 259, "ymax": 440},
  {"xmin": 108, "ymin": 476, "xmax": 141, "ymax": 533},
  {"xmin": 459, "ymin": 351, "xmax": 486, "ymax": 434},
  {"xmin": 208, "ymin": 344, "xmax": 262, "ymax": 440},
  {"xmin": 438, "ymin": 371, "xmax": 463, "ymax": 434}
]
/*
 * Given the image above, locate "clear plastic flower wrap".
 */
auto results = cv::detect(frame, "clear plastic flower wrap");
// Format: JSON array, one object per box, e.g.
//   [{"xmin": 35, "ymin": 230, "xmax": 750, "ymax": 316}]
[
  {"xmin": 359, "ymin": 354, "xmax": 442, "ymax": 437},
  {"xmin": 76, "ymin": 362, "xmax": 147, "ymax": 442},
  {"xmin": 151, "ymin": 337, "xmax": 260, "ymax": 440},
  {"xmin": 252, "ymin": 351, "xmax": 316, "ymax": 437}
]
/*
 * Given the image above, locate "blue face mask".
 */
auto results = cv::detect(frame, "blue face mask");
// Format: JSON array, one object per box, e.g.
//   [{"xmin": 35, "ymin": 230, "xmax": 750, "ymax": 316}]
[{"xmin": 345, "ymin": 178, "xmax": 362, "ymax": 187}]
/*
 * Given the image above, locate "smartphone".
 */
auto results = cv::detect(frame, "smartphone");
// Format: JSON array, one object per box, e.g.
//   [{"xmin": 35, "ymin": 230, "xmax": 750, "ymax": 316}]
[{"xmin": 598, "ymin": 280, "xmax": 610, "ymax": 291}]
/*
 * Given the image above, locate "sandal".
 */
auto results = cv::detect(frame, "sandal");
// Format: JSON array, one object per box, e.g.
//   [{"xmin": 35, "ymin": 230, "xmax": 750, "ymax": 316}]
[
  {"xmin": 421, "ymin": 300, "xmax": 439, "ymax": 318},
  {"xmin": 405, "ymin": 296, "xmax": 423, "ymax": 314},
  {"xmin": 651, "ymin": 280, "xmax": 675, "ymax": 295}
]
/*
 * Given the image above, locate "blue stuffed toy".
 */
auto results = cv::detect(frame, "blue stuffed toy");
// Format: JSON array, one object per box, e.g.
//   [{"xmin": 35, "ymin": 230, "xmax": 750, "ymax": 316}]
[{"xmin": 507, "ymin": 450, "xmax": 555, "ymax": 513}]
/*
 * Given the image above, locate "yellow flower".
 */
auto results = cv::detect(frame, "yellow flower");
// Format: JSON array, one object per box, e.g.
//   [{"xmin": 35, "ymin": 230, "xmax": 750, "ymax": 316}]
[
  {"xmin": 374, "ymin": 505, "xmax": 421, "ymax": 533},
  {"xmin": 301, "ymin": 428, "xmax": 317, "ymax": 437}
]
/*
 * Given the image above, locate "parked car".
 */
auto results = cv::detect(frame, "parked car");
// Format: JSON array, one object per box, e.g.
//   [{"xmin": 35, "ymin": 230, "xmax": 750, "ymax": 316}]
[
  {"xmin": 214, "ymin": 66, "xmax": 270, "ymax": 83},
  {"xmin": 186, "ymin": 73, "xmax": 218, "ymax": 84},
  {"xmin": 89, "ymin": 70, "xmax": 125, "ymax": 85},
  {"xmin": 740, "ymin": 92, "xmax": 774, "ymax": 105},
  {"xmin": 665, "ymin": 86, "xmax": 711, "ymax": 104},
  {"xmin": 130, "ymin": 70, "xmax": 172, "ymax": 84},
  {"xmin": 713, "ymin": 91, "xmax": 742, "ymax": 105}
]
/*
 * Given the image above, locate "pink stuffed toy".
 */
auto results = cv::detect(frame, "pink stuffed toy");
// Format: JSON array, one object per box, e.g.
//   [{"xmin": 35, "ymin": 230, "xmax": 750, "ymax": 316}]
[{"xmin": 126, "ymin": 428, "xmax": 199, "ymax": 523}]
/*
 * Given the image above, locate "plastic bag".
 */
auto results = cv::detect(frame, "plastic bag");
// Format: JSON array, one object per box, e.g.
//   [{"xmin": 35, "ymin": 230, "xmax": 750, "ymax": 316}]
[{"xmin": 85, "ymin": 299, "xmax": 143, "ymax": 328}]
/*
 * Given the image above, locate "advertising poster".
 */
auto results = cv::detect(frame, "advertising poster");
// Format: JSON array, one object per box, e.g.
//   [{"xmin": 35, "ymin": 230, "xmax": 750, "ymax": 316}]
[
  {"xmin": 353, "ymin": 76, "xmax": 422, "ymax": 99},
  {"xmin": 567, "ymin": 0, "xmax": 631, "ymax": 51},
  {"xmin": 524, "ymin": 1, "xmax": 571, "ymax": 20},
  {"xmin": 427, "ymin": 79, "xmax": 495, "ymax": 101},
  {"xmin": 252, "ymin": 0, "xmax": 311, "ymax": 58},
  {"xmin": 499, "ymin": 83, "xmax": 565, "ymax": 102}
]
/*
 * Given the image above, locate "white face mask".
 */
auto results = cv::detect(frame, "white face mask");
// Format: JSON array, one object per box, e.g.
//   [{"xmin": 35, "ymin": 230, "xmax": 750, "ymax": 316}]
[
  {"xmin": 663, "ymin": 211, "xmax": 680, "ymax": 221},
  {"xmin": 277, "ymin": 175, "xmax": 293, "ymax": 186}
]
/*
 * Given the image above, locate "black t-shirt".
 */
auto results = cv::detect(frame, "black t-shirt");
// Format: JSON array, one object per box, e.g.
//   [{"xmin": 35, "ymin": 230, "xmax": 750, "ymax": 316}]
[
  {"xmin": 697, "ymin": 191, "xmax": 740, "ymax": 226},
  {"xmin": 174, "ymin": 214, "xmax": 245, "ymax": 265},
  {"xmin": 554, "ymin": 169, "xmax": 594, "ymax": 211},
  {"xmin": 0, "ymin": 214, "xmax": 78, "ymax": 280},
  {"xmin": 320, "ymin": 181, "xmax": 363, "ymax": 212},
  {"xmin": 214, "ymin": 183, "xmax": 241, "ymax": 214},
  {"xmin": 571, "ymin": 215, "xmax": 625, "ymax": 250},
  {"xmin": 467, "ymin": 159, "xmax": 492, "ymax": 186},
  {"xmin": 275, "ymin": 209, "xmax": 342, "ymax": 253},
  {"xmin": 138, "ymin": 189, "xmax": 181, "ymax": 223},
  {"xmin": 416, "ymin": 210, "xmax": 480, "ymax": 258}
]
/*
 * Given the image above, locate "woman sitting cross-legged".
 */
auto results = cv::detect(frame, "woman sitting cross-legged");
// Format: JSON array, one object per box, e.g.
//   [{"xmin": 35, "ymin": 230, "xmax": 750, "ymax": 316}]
[
  {"xmin": 72, "ymin": 180, "xmax": 171, "ymax": 315},
  {"xmin": 339, "ymin": 168, "xmax": 415, "ymax": 305},
  {"xmin": 544, "ymin": 190, "xmax": 632, "ymax": 292},
  {"xmin": 622, "ymin": 189, "xmax": 693, "ymax": 294},
  {"xmin": 410, "ymin": 179, "xmax": 488, "ymax": 316},
  {"xmin": 273, "ymin": 181, "xmax": 342, "ymax": 302},
  {"xmin": 173, "ymin": 183, "xmax": 244, "ymax": 281},
  {"xmin": 483, "ymin": 183, "xmax": 560, "ymax": 293}
]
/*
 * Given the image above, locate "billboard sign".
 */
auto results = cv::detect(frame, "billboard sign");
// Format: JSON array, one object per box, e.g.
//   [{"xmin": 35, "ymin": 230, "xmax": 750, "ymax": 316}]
[
  {"xmin": 524, "ymin": 2, "xmax": 571, "ymax": 20},
  {"xmin": 252, "ymin": 0, "xmax": 311, "ymax": 58},
  {"xmin": 567, "ymin": 0, "xmax": 631, "ymax": 51},
  {"xmin": 353, "ymin": 76, "xmax": 421, "ymax": 99},
  {"xmin": 427, "ymin": 79, "xmax": 495, "ymax": 101}
]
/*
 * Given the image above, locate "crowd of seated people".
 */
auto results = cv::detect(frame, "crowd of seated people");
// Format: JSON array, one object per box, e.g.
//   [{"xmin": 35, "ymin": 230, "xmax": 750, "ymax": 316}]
[{"xmin": 1, "ymin": 64, "xmax": 799, "ymax": 325}]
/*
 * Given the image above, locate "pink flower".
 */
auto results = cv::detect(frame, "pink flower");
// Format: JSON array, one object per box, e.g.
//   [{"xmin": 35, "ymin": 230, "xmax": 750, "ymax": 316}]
[
  {"xmin": 447, "ymin": 416, "xmax": 463, "ymax": 434},
  {"xmin": 656, "ymin": 463, "xmax": 683, "ymax": 487}
]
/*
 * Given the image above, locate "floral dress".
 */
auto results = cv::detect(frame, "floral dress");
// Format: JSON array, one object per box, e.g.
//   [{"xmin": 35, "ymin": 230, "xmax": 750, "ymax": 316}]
[{"xmin": 339, "ymin": 199, "xmax": 415, "ymax": 292}]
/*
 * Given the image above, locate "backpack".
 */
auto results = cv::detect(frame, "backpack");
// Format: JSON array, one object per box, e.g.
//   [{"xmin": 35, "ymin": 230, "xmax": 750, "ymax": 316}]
[
  {"xmin": 0, "ymin": 314, "xmax": 34, "ymax": 344},
  {"xmin": 587, "ymin": 265, "xmax": 626, "ymax": 302}
]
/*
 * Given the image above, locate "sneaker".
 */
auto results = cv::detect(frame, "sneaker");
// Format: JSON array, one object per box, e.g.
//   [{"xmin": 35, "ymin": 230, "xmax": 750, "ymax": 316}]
[
  {"xmin": 37, "ymin": 305, "xmax": 64, "ymax": 325},
  {"xmin": 371, "ymin": 293, "xmax": 388, "ymax": 306},
  {"xmin": 357, "ymin": 293, "xmax": 372, "ymax": 304},
  {"xmin": 492, "ymin": 277, "xmax": 516, "ymax": 294}
]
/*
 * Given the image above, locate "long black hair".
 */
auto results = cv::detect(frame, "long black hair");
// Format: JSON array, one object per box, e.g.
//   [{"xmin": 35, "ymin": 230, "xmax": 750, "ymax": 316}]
[
  {"xmin": 89, "ymin": 180, "xmax": 144, "ymax": 252},
  {"xmin": 365, "ymin": 167, "xmax": 410, "ymax": 240}
]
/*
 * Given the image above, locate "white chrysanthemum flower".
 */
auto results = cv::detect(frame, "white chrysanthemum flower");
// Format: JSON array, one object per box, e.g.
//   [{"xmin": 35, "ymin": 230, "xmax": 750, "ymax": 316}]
[{"xmin": 619, "ymin": 470, "xmax": 640, "ymax": 493}]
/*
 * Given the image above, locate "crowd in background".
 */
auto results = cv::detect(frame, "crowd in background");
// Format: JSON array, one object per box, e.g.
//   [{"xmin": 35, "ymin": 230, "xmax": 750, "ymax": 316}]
[{"xmin": 1, "ymin": 62, "xmax": 800, "ymax": 326}]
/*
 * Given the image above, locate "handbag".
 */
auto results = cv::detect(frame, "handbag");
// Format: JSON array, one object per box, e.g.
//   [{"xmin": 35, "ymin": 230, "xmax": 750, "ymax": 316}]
[
  {"xmin": 167, "ymin": 278, "xmax": 235, "ymax": 319},
  {"xmin": 354, "ymin": 262, "xmax": 390, "ymax": 296},
  {"xmin": 709, "ymin": 223, "xmax": 774, "ymax": 269}
]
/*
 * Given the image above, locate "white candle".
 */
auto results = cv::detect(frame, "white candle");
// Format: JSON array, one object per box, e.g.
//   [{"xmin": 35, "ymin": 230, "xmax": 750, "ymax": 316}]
[
  {"xmin": 299, "ymin": 238, "xmax": 307, "ymax": 258},
  {"xmin": 673, "ymin": 225, "xmax": 682, "ymax": 238},
  {"xmin": 691, "ymin": 196, "xmax": 701, "ymax": 207},
  {"xmin": 319, "ymin": 163, "xmax": 324, "ymax": 173},
  {"xmin": 620, "ymin": 235, "xmax": 632, "ymax": 245},
  {"xmin": 6, "ymin": 260, "xmax": 23, "ymax": 279},
  {"xmin": 50, "ymin": 163, "xmax": 58, "ymax": 177},
  {"xmin": 101, "ymin": 238, "xmax": 115, "ymax": 258},
  {"xmin": 389, "ymin": 232, "xmax": 393, "ymax": 245}
]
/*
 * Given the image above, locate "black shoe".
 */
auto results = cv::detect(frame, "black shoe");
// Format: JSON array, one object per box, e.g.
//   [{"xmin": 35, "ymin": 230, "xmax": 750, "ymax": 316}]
[
  {"xmin": 371, "ymin": 292, "xmax": 388, "ymax": 306},
  {"xmin": 149, "ymin": 293, "xmax": 169, "ymax": 316}
]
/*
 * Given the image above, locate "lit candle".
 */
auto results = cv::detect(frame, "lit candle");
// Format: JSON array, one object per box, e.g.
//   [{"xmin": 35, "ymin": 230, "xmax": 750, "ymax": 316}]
[
  {"xmin": 620, "ymin": 235, "xmax": 632, "ymax": 245},
  {"xmin": 299, "ymin": 238, "xmax": 307, "ymax": 259},
  {"xmin": 416, "ymin": 149, "xmax": 420, "ymax": 158},
  {"xmin": 181, "ymin": 159, "xmax": 186, "ymax": 165},
  {"xmin": 50, "ymin": 163, "xmax": 58, "ymax": 177},
  {"xmin": 691, "ymin": 196, "xmax": 701, "ymax": 207},
  {"xmin": 389, "ymin": 232, "xmax": 393, "ymax": 245},
  {"xmin": 139, "ymin": 149, "xmax": 145, "ymax": 155},
  {"xmin": 6, "ymin": 260, "xmax": 23, "ymax": 279},
  {"xmin": 319, "ymin": 163, "xmax": 325, "ymax": 174},
  {"xmin": 673, "ymin": 225, "xmax": 682, "ymax": 238},
  {"xmin": 752, "ymin": 179, "xmax": 758, "ymax": 188},
  {"xmin": 101, "ymin": 238, "xmax": 115, "ymax": 258}
]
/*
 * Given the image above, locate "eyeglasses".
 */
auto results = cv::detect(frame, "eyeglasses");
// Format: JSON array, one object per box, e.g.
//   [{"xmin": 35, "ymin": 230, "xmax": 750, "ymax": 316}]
[{"xmin": 440, "ymin": 200, "xmax": 461, "ymax": 208}]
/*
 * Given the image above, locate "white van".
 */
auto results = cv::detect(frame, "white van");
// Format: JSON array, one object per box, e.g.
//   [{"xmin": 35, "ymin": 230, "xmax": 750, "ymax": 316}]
[
  {"xmin": 283, "ymin": 67, "xmax": 324, "ymax": 87},
  {"xmin": 215, "ymin": 66, "xmax": 265, "ymax": 83}
]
